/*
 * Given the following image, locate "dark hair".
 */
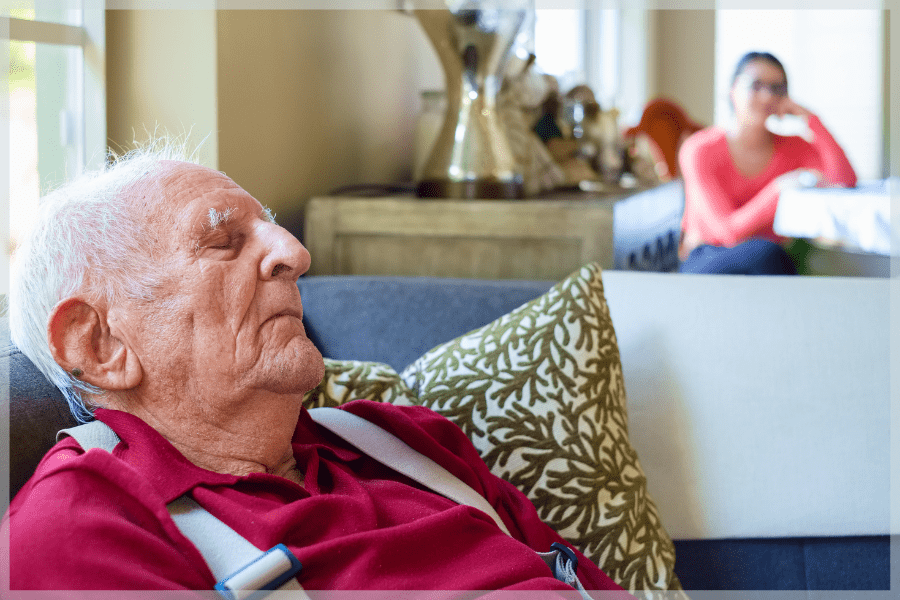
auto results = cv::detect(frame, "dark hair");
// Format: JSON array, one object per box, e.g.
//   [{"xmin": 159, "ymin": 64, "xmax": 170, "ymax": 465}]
[{"xmin": 731, "ymin": 51, "xmax": 788, "ymax": 89}]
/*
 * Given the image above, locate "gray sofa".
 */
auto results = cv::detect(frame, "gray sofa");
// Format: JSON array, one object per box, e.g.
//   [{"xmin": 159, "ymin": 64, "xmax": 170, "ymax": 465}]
[{"xmin": 5, "ymin": 271, "xmax": 892, "ymax": 592}]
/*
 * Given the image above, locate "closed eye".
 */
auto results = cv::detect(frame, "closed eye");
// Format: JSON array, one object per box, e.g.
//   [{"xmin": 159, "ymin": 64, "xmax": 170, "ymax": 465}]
[
  {"xmin": 202, "ymin": 232, "xmax": 231, "ymax": 249},
  {"xmin": 197, "ymin": 232, "xmax": 243, "ymax": 256}
]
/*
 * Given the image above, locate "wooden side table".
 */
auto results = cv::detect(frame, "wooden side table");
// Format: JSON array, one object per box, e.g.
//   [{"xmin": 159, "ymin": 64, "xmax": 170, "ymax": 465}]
[{"xmin": 304, "ymin": 195, "xmax": 629, "ymax": 280}]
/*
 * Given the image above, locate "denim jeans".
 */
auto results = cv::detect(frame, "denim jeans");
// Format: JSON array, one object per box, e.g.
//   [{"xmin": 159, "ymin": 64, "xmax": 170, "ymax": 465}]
[{"xmin": 678, "ymin": 239, "xmax": 797, "ymax": 275}]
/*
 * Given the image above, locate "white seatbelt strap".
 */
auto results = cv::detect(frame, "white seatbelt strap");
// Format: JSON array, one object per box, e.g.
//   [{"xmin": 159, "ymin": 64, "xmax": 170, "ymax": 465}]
[
  {"xmin": 59, "ymin": 410, "xmax": 591, "ymax": 599},
  {"xmin": 57, "ymin": 420, "xmax": 120, "ymax": 454},
  {"xmin": 58, "ymin": 422, "xmax": 307, "ymax": 600},
  {"xmin": 308, "ymin": 407, "xmax": 512, "ymax": 536},
  {"xmin": 167, "ymin": 496, "xmax": 306, "ymax": 600}
]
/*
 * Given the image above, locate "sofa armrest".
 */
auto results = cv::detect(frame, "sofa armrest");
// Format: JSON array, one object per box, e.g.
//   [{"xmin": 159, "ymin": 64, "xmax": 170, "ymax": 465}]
[{"xmin": 603, "ymin": 271, "xmax": 890, "ymax": 540}]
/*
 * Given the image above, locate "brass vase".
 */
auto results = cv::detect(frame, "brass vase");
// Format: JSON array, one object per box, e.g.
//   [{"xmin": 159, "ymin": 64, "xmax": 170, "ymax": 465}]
[{"xmin": 415, "ymin": 2, "xmax": 528, "ymax": 199}]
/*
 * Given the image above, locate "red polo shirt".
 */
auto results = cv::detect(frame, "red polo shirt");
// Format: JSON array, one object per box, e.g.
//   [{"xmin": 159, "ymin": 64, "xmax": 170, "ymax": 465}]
[{"xmin": 6, "ymin": 400, "xmax": 630, "ymax": 595}]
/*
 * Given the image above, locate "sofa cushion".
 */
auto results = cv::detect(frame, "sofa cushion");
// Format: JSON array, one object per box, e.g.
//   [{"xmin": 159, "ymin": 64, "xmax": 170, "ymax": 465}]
[
  {"xmin": 673, "ymin": 536, "xmax": 891, "ymax": 590},
  {"xmin": 399, "ymin": 262, "xmax": 682, "ymax": 593},
  {"xmin": 296, "ymin": 275, "xmax": 555, "ymax": 372}
]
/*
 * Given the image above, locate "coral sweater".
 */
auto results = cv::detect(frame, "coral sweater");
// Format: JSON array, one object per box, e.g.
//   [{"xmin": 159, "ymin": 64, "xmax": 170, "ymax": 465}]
[
  {"xmin": 4, "ymin": 401, "xmax": 631, "ymax": 595},
  {"xmin": 678, "ymin": 115, "xmax": 856, "ymax": 249}
]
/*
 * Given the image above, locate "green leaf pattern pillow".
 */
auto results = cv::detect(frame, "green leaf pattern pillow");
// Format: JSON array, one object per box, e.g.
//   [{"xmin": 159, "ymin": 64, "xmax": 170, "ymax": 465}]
[{"xmin": 399, "ymin": 263, "xmax": 682, "ymax": 594}]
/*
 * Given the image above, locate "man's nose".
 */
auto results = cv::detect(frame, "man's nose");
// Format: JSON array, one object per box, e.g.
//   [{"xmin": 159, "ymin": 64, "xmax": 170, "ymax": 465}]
[{"xmin": 259, "ymin": 222, "xmax": 311, "ymax": 281}]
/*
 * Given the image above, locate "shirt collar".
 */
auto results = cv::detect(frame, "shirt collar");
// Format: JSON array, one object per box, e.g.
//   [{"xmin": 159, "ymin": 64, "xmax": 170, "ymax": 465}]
[
  {"xmin": 94, "ymin": 408, "xmax": 241, "ymax": 503},
  {"xmin": 92, "ymin": 407, "xmax": 361, "ymax": 503}
]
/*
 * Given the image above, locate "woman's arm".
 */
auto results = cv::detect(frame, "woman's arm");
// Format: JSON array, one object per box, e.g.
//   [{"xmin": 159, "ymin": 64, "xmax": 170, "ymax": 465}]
[
  {"xmin": 777, "ymin": 97, "xmax": 856, "ymax": 187},
  {"xmin": 805, "ymin": 114, "xmax": 857, "ymax": 187}
]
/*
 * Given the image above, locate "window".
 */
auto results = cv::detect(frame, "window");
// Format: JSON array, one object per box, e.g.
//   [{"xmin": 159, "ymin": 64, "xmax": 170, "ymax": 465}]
[
  {"xmin": 3, "ymin": 3, "xmax": 105, "ymax": 295},
  {"xmin": 533, "ymin": 8, "xmax": 586, "ymax": 89},
  {"xmin": 532, "ymin": 7, "xmax": 647, "ymax": 124}
]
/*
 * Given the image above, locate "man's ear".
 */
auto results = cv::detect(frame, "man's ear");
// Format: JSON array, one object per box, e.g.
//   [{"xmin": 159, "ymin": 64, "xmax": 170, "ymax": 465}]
[{"xmin": 47, "ymin": 298, "xmax": 143, "ymax": 391}]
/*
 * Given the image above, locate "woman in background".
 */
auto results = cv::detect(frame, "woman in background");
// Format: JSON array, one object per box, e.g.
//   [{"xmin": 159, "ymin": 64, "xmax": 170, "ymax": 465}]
[{"xmin": 678, "ymin": 51, "xmax": 856, "ymax": 274}]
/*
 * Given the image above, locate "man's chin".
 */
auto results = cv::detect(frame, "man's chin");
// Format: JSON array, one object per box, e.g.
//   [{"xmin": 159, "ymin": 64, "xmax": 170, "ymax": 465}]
[{"xmin": 263, "ymin": 344, "xmax": 325, "ymax": 395}]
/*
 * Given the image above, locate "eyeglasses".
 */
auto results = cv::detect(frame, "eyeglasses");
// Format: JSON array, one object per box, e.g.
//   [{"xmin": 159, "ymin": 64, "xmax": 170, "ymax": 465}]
[{"xmin": 742, "ymin": 77, "xmax": 788, "ymax": 98}]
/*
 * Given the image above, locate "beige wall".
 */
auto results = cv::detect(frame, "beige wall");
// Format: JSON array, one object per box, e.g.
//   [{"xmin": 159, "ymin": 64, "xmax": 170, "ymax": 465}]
[
  {"xmin": 653, "ymin": 10, "xmax": 715, "ymax": 127},
  {"xmin": 107, "ymin": 10, "xmax": 442, "ymax": 238},
  {"xmin": 215, "ymin": 10, "xmax": 441, "ymax": 234},
  {"xmin": 106, "ymin": 10, "xmax": 218, "ymax": 168}
]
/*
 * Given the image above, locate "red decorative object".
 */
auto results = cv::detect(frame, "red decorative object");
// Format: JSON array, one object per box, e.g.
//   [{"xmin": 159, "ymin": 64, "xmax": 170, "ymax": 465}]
[{"xmin": 624, "ymin": 98, "xmax": 704, "ymax": 180}]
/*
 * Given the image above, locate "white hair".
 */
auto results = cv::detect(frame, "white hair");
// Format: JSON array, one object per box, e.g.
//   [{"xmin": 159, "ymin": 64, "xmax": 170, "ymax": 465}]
[{"xmin": 8, "ymin": 138, "xmax": 201, "ymax": 422}]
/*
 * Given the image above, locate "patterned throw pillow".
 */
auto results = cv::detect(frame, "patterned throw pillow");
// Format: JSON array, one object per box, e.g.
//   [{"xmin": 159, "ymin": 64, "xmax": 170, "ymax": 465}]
[
  {"xmin": 302, "ymin": 359, "xmax": 417, "ymax": 409},
  {"xmin": 399, "ymin": 262, "xmax": 683, "ymax": 594}
]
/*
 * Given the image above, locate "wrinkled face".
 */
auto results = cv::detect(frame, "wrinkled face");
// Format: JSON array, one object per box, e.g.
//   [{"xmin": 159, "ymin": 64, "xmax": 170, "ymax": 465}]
[
  {"xmin": 730, "ymin": 59, "xmax": 788, "ymax": 125},
  {"xmin": 117, "ymin": 162, "xmax": 324, "ymax": 410}
]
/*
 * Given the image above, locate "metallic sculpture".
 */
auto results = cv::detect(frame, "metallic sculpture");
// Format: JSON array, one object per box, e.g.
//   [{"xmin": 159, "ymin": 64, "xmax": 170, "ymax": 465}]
[{"xmin": 414, "ymin": 1, "xmax": 529, "ymax": 199}]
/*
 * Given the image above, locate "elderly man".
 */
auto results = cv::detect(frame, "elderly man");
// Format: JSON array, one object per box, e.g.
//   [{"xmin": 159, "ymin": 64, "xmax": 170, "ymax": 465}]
[{"xmin": 4, "ymin": 145, "xmax": 630, "ymax": 596}]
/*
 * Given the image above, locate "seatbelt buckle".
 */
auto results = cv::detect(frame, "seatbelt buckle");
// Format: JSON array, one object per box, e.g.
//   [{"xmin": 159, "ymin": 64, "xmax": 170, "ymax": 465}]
[
  {"xmin": 547, "ymin": 542, "xmax": 593, "ymax": 600},
  {"xmin": 214, "ymin": 543, "xmax": 303, "ymax": 600},
  {"xmin": 550, "ymin": 542, "xmax": 579, "ymax": 579}
]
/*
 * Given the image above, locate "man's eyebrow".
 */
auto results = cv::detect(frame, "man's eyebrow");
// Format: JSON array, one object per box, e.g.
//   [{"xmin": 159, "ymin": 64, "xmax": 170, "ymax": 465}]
[
  {"xmin": 201, "ymin": 205, "xmax": 276, "ymax": 232},
  {"xmin": 206, "ymin": 207, "xmax": 234, "ymax": 231}
]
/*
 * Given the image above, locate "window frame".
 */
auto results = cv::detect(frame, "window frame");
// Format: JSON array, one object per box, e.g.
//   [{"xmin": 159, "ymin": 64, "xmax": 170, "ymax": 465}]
[
  {"xmin": 2, "ymin": 8, "xmax": 105, "ymax": 296},
  {"xmin": 7, "ymin": 10, "xmax": 106, "ymax": 177}
]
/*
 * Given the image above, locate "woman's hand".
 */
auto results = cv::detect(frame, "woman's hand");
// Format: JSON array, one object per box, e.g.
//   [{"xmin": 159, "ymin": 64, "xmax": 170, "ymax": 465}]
[{"xmin": 776, "ymin": 96, "xmax": 814, "ymax": 119}]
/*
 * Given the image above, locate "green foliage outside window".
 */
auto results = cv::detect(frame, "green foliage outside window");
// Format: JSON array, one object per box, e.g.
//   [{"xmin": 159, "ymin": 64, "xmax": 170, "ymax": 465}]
[{"xmin": 9, "ymin": 9, "xmax": 36, "ymax": 90}]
